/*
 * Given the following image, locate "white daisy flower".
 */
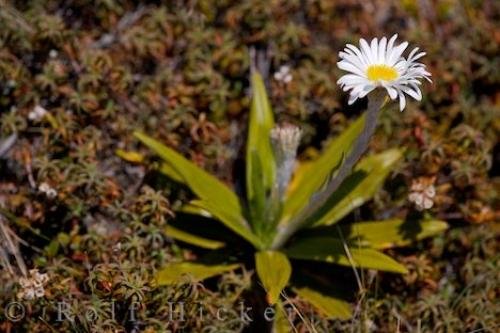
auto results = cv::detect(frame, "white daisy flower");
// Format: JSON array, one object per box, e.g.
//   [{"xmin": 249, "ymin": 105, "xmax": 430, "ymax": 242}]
[{"xmin": 337, "ymin": 34, "xmax": 431, "ymax": 111}]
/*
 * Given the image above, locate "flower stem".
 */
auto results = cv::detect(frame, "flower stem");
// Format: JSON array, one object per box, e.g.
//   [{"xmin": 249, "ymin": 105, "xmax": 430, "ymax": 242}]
[{"xmin": 270, "ymin": 92, "xmax": 386, "ymax": 250}]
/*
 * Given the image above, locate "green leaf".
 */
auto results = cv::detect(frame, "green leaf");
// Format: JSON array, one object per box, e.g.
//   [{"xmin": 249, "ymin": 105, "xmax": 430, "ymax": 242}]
[
  {"xmin": 44, "ymin": 239, "xmax": 60, "ymax": 257},
  {"xmin": 248, "ymin": 150, "xmax": 267, "ymax": 229},
  {"xmin": 246, "ymin": 72, "xmax": 275, "ymax": 227},
  {"xmin": 178, "ymin": 200, "xmax": 212, "ymax": 217},
  {"xmin": 285, "ymin": 237, "xmax": 408, "ymax": 273},
  {"xmin": 293, "ymin": 287, "xmax": 351, "ymax": 320},
  {"xmin": 115, "ymin": 149, "xmax": 184, "ymax": 183},
  {"xmin": 134, "ymin": 132, "xmax": 237, "ymax": 209},
  {"xmin": 273, "ymin": 300, "xmax": 293, "ymax": 333},
  {"xmin": 158, "ymin": 162, "xmax": 185, "ymax": 184},
  {"xmin": 115, "ymin": 149, "xmax": 145, "ymax": 163},
  {"xmin": 339, "ymin": 219, "xmax": 449, "ymax": 249},
  {"xmin": 309, "ymin": 148, "xmax": 403, "ymax": 227},
  {"xmin": 282, "ymin": 115, "xmax": 366, "ymax": 224},
  {"xmin": 134, "ymin": 132, "xmax": 262, "ymax": 248},
  {"xmin": 165, "ymin": 225, "xmax": 225, "ymax": 249},
  {"xmin": 255, "ymin": 251, "xmax": 292, "ymax": 304},
  {"xmin": 155, "ymin": 262, "xmax": 240, "ymax": 285}
]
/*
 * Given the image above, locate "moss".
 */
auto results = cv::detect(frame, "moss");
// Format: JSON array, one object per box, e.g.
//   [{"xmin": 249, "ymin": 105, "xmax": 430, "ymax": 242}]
[{"xmin": 0, "ymin": 0, "xmax": 498, "ymax": 331}]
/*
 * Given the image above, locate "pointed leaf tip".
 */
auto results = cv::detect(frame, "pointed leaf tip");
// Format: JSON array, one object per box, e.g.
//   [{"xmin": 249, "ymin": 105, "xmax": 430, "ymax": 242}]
[
  {"xmin": 155, "ymin": 262, "xmax": 240, "ymax": 285},
  {"xmin": 255, "ymin": 251, "xmax": 291, "ymax": 304}
]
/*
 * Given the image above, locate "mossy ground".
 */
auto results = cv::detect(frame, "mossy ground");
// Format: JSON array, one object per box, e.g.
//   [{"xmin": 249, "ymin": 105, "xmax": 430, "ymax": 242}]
[{"xmin": 0, "ymin": 1, "xmax": 498, "ymax": 332}]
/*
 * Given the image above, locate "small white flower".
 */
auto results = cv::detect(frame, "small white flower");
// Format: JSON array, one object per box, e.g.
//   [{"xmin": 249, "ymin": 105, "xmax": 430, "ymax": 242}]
[
  {"xmin": 38, "ymin": 182, "xmax": 57, "ymax": 199},
  {"xmin": 274, "ymin": 65, "xmax": 293, "ymax": 83},
  {"xmin": 17, "ymin": 269, "xmax": 49, "ymax": 300},
  {"xmin": 408, "ymin": 177, "xmax": 436, "ymax": 211},
  {"xmin": 28, "ymin": 105, "xmax": 48, "ymax": 121},
  {"xmin": 337, "ymin": 34, "xmax": 431, "ymax": 111},
  {"xmin": 49, "ymin": 49, "xmax": 58, "ymax": 58}
]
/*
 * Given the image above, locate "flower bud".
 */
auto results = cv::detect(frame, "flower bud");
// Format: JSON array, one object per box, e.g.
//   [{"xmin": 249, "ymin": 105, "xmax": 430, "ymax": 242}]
[{"xmin": 270, "ymin": 124, "xmax": 302, "ymax": 198}]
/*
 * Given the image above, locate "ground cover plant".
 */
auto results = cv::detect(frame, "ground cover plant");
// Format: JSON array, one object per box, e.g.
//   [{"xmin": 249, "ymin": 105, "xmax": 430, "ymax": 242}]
[
  {"xmin": 0, "ymin": 1, "xmax": 498, "ymax": 332},
  {"xmin": 128, "ymin": 61, "xmax": 448, "ymax": 328}
]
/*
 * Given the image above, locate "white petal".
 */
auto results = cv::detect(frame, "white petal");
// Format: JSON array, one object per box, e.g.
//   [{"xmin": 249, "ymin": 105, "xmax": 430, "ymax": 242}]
[
  {"xmin": 370, "ymin": 38, "xmax": 378, "ymax": 63},
  {"xmin": 358, "ymin": 85, "xmax": 376, "ymax": 98},
  {"xmin": 360, "ymin": 38, "xmax": 374, "ymax": 64},
  {"xmin": 384, "ymin": 85, "xmax": 398, "ymax": 99},
  {"xmin": 378, "ymin": 37, "xmax": 387, "ymax": 63},
  {"xmin": 394, "ymin": 59, "xmax": 408, "ymax": 71},
  {"xmin": 337, "ymin": 61, "xmax": 366, "ymax": 77},
  {"xmin": 348, "ymin": 92, "xmax": 360, "ymax": 105},
  {"xmin": 409, "ymin": 83, "xmax": 423, "ymax": 99},
  {"xmin": 386, "ymin": 34, "xmax": 398, "ymax": 61},
  {"xmin": 338, "ymin": 74, "xmax": 366, "ymax": 84},
  {"xmin": 348, "ymin": 83, "xmax": 372, "ymax": 103},
  {"xmin": 387, "ymin": 34, "xmax": 398, "ymax": 52},
  {"xmin": 338, "ymin": 76, "xmax": 367, "ymax": 90},
  {"xmin": 398, "ymin": 91, "xmax": 406, "ymax": 111},
  {"xmin": 388, "ymin": 41, "xmax": 409, "ymax": 66},
  {"xmin": 346, "ymin": 44, "xmax": 368, "ymax": 66},
  {"xmin": 411, "ymin": 52, "xmax": 426, "ymax": 62},
  {"xmin": 407, "ymin": 47, "xmax": 420, "ymax": 61},
  {"xmin": 349, "ymin": 84, "xmax": 368, "ymax": 97},
  {"xmin": 339, "ymin": 52, "xmax": 366, "ymax": 72},
  {"xmin": 403, "ymin": 86, "xmax": 422, "ymax": 101}
]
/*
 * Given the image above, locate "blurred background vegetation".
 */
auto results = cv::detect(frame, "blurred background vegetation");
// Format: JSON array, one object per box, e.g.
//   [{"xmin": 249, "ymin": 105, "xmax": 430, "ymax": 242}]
[{"xmin": 0, "ymin": 0, "xmax": 498, "ymax": 332}]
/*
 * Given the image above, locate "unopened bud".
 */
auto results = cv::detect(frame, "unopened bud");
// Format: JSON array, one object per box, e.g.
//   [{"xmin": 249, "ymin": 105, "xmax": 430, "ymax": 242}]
[
  {"xmin": 270, "ymin": 124, "xmax": 302, "ymax": 160},
  {"xmin": 270, "ymin": 124, "xmax": 302, "ymax": 199}
]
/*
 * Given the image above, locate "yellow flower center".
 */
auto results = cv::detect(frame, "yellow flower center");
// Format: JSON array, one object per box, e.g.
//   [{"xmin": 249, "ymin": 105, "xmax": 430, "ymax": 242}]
[{"xmin": 366, "ymin": 65, "xmax": 399, "ymax": 81}]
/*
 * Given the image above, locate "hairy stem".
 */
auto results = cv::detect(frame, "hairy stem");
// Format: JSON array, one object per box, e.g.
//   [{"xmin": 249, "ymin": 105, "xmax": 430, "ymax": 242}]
[{"xmin": 270, "ymin": 92, "xmax": 386, "ymax": 250}]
